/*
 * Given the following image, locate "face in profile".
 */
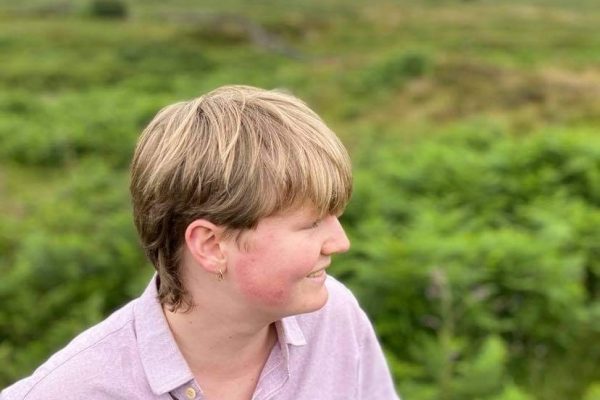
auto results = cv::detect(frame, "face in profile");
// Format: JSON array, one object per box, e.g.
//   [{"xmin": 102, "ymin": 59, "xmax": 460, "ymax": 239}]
[{"xmin": 220, "ymin": 205, "xmax": 351, "ymax": 319}]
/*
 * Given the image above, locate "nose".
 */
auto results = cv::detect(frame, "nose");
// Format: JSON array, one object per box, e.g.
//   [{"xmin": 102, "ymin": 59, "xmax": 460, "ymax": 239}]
[{"xmin": 322, "ymin": 216, "xmax": 351, "ymax": 255}]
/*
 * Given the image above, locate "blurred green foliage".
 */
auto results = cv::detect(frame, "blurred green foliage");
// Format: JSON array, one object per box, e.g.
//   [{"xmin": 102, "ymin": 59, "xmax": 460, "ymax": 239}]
[
  {"xmin": 341, "ymin": 125, "xmax": 600, "ymax": 399},
  {"xmin": 0, "ymin": 0, "xmax": 599, "ymax": 398},
  {"xmin": 88, "ymin": 0, "xmax": 128, "ymax": 19}
]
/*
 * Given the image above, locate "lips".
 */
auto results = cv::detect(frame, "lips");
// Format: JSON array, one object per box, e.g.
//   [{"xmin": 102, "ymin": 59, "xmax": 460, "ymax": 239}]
[
  {"xmin": 306, "ymin": 264, "xmax": 329, "ymax": 278},
  {"xmin": 306, "ymin": 269, "xmax": 326, "ymax": 278}
]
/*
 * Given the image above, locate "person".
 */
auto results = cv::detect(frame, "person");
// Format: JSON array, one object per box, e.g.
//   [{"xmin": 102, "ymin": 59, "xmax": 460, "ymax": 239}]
[{"xmin": 1, "ymin": 85, "xmax": 399, "ymax": 399}]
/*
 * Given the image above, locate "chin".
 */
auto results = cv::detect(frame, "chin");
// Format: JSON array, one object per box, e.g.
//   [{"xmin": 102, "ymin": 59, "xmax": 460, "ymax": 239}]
[{"xmin": 293, "ymin": 285, "xmax": 330, "ymax": 315}]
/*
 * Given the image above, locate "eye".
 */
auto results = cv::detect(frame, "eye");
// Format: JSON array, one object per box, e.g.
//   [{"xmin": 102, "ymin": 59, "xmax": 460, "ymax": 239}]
[{"xmin": 310, "ymin": 219, "xmax": 322, "ymax": 229}]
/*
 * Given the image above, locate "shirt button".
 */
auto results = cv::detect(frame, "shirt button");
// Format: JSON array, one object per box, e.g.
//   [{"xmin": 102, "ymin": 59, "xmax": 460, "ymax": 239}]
[{"xmin": 185, "ymin": 387, "xmax": 196, "ymax": 399}]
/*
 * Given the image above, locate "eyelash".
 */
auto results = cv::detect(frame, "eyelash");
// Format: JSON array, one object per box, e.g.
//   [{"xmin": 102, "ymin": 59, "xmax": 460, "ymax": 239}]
[{"xmin": 310, "ymin": 219, "xmax": 322, "ymax": 229}]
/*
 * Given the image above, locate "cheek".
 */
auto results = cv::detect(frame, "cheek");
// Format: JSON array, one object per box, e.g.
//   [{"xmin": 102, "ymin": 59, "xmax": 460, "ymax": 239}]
[{"xmin": 233, "ymin": 253, "xmax": 291, "ymax": 306}]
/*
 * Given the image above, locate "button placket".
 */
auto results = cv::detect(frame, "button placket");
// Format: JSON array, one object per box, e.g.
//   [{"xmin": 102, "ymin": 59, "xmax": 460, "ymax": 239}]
[{"xmin": 185, "ymin": 387, "xmax": 197, "ymax": 399}]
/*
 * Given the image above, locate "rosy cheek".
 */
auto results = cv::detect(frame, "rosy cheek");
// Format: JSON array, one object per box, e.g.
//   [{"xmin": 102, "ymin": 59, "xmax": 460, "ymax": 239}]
[{"xmin": 234, "ymin": 256, "xmax": 290, "ymax": 306}]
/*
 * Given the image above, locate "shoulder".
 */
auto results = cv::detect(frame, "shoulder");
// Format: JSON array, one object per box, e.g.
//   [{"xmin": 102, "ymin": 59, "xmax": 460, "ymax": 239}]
[
  {"xmin": 308, "ymin": 277, "xmax": 400, "ymax": 399},
  {"xmin": 324, "ymin": 274, "xmax": 360, "ymax": 306},
  {"xmin": 1, "ymin": 300, "xmax": 139, "ymax": 400}
]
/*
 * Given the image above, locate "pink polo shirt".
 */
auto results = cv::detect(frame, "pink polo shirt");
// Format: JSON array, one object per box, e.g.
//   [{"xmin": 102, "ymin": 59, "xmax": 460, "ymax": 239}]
[{"xmin": 1, "ymin": 276, "xmax": 400, "ymax": 400}]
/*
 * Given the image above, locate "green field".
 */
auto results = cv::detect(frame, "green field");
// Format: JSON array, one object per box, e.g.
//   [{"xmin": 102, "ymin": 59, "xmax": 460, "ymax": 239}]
[{"xmin": 1, "ymin": 1, "xmax": 599, "ymax": 399}]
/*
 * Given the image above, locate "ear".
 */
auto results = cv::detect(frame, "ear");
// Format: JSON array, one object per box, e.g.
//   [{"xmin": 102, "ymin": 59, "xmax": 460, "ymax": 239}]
[{"xmin": 184, "ymin": 219, "xmax": 227, "ymax": 274}]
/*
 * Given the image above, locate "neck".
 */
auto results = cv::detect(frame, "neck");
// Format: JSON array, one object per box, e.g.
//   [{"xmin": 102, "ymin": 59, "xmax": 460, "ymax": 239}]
[{"xmin": 163, "ymin": 304, "xmax": 278, "ymax": 380}]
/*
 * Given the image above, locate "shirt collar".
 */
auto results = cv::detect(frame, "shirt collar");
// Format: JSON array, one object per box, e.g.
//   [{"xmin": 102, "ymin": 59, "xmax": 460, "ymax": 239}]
[
  {"xmin": 133, "ymin": 275, "xmax": 307, "ymax": 396},
  {"xmin": 134, "ymin": 275, "xmax": 194, "ymax": 395},
  {"xmin": 279, "ymin": 315, "xmax": 307, "ymax": 347}
]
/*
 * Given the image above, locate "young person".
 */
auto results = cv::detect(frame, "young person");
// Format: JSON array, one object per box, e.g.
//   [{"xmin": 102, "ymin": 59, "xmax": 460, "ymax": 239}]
[{"xmin": 2, "ymin": 85, "xmax": 399, "ymax": 399}]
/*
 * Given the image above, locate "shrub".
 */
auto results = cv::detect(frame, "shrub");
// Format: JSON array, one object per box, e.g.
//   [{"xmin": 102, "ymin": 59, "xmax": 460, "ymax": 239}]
[
  {"xmin": 351, "ymin": 49, "xmax": 433, "ymax": 94},
  {"xmin": 88, "ymin": 0, "xmax": 128, "ymax": 19},
  {"xmin": 0, "ymin": 159, "xmax": 150, "ymax": 384},
  {"xmin": 338, "ymin": 123, "xmax": 600, "ymax": 399}
]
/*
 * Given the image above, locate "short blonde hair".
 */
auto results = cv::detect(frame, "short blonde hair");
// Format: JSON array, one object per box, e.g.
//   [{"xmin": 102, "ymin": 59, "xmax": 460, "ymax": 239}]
[{"xmin": 130, "ymin": 85, "xmax": 352, "ymax": 311}]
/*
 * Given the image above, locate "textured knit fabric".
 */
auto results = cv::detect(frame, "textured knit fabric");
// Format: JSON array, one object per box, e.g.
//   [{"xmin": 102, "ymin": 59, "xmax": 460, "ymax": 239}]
[{"xmin": 1, "ymin": 275, "xmax": 400, "ymax": 400}]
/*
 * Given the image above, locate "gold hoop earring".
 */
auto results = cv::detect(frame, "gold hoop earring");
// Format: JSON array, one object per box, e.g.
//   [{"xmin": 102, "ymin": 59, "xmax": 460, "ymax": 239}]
[{"xmin": 217, "ymin": 269, "xmax": 224, "ymax": 282}]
